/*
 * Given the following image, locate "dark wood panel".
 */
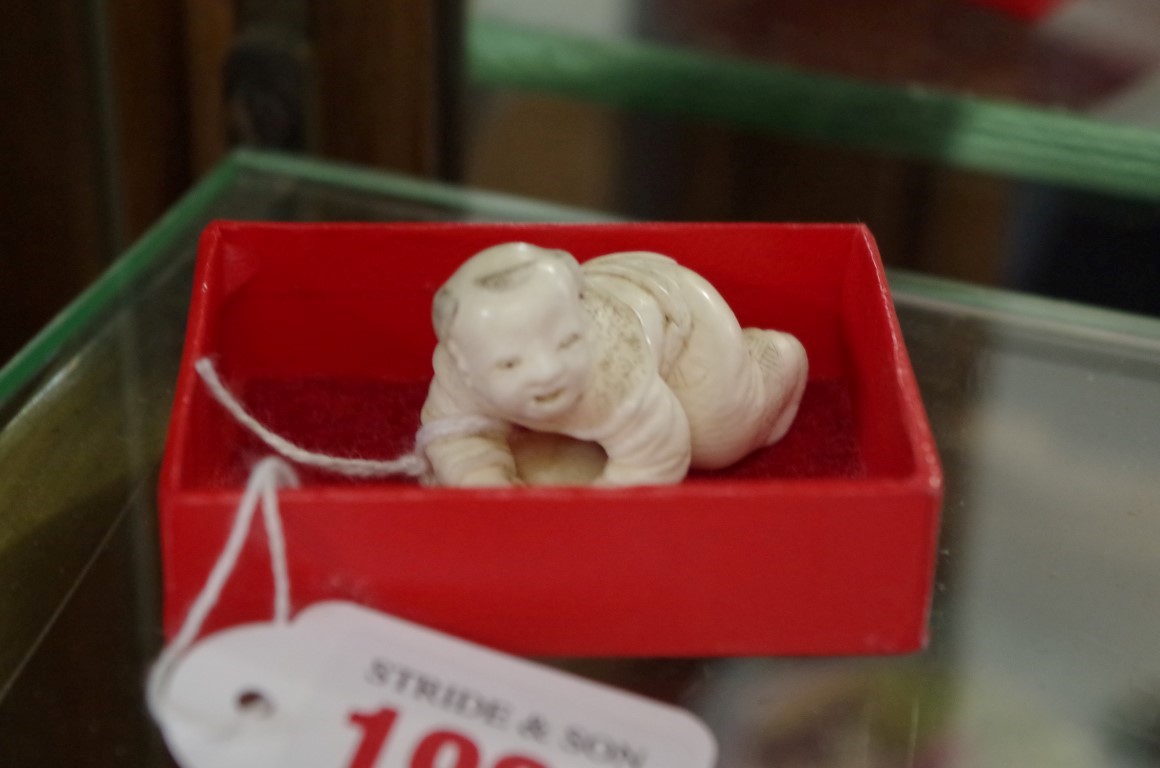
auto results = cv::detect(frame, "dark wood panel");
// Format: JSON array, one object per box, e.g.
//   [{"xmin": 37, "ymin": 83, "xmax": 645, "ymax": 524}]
[
  {"xmin": 0, "ymin": 3, "xmax": 107, "ymax": 364},
  {"xmin": 312, "ymin": 0, "xmax": 460, "ymax": 176},
  {"xmin": 183, "ymin": 0, "xmax": 236, "ymax": 175},
  {"xmin": 108, "ymin": 0, "xmax": 193, "ymax": 240}
]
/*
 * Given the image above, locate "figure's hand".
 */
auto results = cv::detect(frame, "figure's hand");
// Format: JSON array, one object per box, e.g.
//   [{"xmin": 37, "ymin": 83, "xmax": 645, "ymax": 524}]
[
  {"xmin": 593, "ymin": 457, "xmax": 688, "ymax": 488},
  {"xmin": 456, "ymin": 465, "xmax": 524, "ymax": 488}
]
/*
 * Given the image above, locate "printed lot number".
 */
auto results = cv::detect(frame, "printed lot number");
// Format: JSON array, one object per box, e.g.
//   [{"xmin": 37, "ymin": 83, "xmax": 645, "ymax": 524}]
[{"xmin": 349, "ymin": 707, "xmax": 546, "ymax": 768}]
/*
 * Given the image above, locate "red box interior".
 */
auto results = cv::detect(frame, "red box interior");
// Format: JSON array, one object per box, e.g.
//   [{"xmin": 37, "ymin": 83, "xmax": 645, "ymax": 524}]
[{"xmin": 161, "ymin": 222, "xmax": 942, "ymax": 656}]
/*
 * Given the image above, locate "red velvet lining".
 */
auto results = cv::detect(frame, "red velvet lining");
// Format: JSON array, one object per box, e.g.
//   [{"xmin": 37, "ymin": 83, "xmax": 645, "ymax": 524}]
[{"xmin": 233, "ymin": 377, "xmax": 862, "ymax": 487}]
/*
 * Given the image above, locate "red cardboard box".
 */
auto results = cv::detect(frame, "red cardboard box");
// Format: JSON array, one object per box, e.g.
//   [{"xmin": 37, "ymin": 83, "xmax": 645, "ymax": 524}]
[{"xmin": 160, "ymin": 222, "xmax": 942, "ymax": 656}]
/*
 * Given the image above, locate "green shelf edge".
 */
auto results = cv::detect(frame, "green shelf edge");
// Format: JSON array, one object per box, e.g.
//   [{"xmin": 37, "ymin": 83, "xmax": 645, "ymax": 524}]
[
  {"xmin": 4, "ymin": 151, "xmax": 1159, "ymax": 417},
  {"xmin": 234, "ymin": 150, "xmax": 621, "ymax": 224},
  {"xmin": 469, "ymin": 19, "xmax": 1160, "ymax": 201}
]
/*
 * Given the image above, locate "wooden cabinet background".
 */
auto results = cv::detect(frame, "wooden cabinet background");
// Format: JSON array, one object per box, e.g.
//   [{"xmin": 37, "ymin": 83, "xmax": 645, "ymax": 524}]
[{"xmin": 0, "ymin": 0, "xmax": 460, "ymax": 366}]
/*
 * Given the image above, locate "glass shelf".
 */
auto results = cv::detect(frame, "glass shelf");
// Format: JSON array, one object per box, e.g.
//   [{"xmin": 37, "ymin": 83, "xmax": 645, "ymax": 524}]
[
  {"xmin": 1, "ymin": 150, "xmax": 1159, "ymax": 766},
  {"xmin": 468, "ymin": 18, "xmax": 1160, "ymax": 203}
]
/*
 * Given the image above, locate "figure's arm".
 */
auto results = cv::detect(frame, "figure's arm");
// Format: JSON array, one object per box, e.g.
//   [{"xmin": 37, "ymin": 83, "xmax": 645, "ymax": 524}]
[
  {"xmin": 421, "ymin": 349, "xmax": 519, "ymax": 487},
  {"xmin": 595, "ymin": 376, "xmax": 691, "ymax": 487},
  {"xmin": 423, "ymin": 430, "xmax": 519, "ymax": 487}
]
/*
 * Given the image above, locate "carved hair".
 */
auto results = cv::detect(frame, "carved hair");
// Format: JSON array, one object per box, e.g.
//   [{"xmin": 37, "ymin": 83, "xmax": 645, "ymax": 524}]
[{"xmin": 432, "ymin": 244, "xmax": 583, "ymax": 341}]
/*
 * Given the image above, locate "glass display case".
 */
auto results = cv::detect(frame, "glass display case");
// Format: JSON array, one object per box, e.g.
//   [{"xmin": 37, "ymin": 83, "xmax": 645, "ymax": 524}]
[{"xmin": 1, "ymin": 151, "xmax": 1159, "ymax": 766}]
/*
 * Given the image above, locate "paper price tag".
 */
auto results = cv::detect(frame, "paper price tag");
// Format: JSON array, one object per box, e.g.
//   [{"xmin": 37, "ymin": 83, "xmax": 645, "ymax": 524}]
[{"xmin": 155, "ymin": 601, "xmax": 717, "ymax": 768}]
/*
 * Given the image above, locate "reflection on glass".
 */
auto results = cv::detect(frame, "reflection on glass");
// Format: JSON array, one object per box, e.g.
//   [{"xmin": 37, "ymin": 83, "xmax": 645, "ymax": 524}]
[{"xmin": 0, "ymin": 156, "xmax": 1159, "ymax": 768}]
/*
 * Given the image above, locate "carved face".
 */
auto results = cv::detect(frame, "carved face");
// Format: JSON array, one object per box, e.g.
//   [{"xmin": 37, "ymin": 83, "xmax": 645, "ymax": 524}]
[{"xmin": 450, "ymin": 267, "xmax": 593, "ymax": 423}]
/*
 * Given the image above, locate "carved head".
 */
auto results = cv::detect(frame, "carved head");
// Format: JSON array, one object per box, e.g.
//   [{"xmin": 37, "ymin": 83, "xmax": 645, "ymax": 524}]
[{"xmin": 433, "ymin": 243, "xmax": 593, "ymax": 422}]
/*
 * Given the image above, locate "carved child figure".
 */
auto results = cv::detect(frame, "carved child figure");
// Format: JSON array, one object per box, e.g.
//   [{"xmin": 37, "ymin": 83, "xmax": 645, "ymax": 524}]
[{"xmin": 421, "ymin": 242, "xmax": 807, "ymax": 487}]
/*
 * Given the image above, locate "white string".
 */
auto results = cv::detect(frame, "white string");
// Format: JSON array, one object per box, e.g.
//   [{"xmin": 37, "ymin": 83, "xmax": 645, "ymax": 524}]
[
  {"xmin": 194, "ymin": 357, "xmax": 506, "ymax": 479},
  {"xmin": 147, "ymin": 456, "xmax": 299, "ymax": 718},
  {"xmin": 261, "ymin": 470, "xmax": 292, "ymax": 624},
  {"xmin": 149, "ymin": 362, "xmax": 507, "ymax": 713}
]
